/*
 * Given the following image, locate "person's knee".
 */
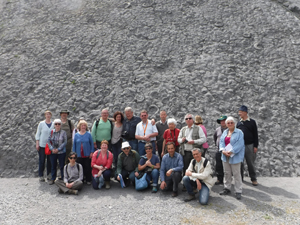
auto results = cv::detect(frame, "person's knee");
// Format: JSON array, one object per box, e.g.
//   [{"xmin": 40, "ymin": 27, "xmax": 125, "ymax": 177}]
[{"xmin": 182, "ymin": 175, "xmax": 189, "ymax": 184}]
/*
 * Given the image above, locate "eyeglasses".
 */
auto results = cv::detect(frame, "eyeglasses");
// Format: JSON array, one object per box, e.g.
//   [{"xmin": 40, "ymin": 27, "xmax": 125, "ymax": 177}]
[
  {"xmin": 141, "ymin": 115, "xmax": 147, "ymax": 117},
  {"xmin": 145, "ymin": 147, "xmax": 152, "ymax": 150},
  {"xmin": 123, "ymin": 147, "xmax": 130, "ymax": 150},
  {"xmin": 55, "ymin": 123, "xmax": 61, "ymax": 125},
  {"xmin": 69, "ymin": 157, "xmax": 76, "ymax": 160},
  {"xmin": 227, "ymin": 122, "xmax": 234, "ymax": 124},
  {"xmin": 185, "ymin": 118, "xmax": 192, "ymax": 120}
]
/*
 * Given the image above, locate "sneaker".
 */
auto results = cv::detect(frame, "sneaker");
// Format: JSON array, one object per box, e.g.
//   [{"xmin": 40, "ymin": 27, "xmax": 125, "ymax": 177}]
[
  {"xmin": 252, "ymin": 180, "xmax": 258, "ymax": 186},
  {"xmin": 236, "ymin": 193, "xmax": 242, "ymax": 200},
  {"xmin": 219, "ymin": 189, "xmax": 231, "ymax": 195},
  {"xmin": 86, "ymin": 182, "xmax": 91, "ymax": 185},
  {"xmin": 172, "ymin": 191, "xmax": 178, "ymax": 197},
  {"xmin": 39, "ymin": 177, "xmax": 45, "ymax": 182},
  {"xmin": 69, "ymin": 190, "xmax": 78, "ymax": 195},
  {"xmin": 105, "ymin": 181, "xmax": 111, "ymax": 189},
  {"xmin": 48, "ymin": 180, "xmax": 54, "ymax": 185},
  {"xmin": 184, "ymin": 194, "xmax": 196, "ymax": 202},
  {"xmin": 151, "ymin": 187, "xmax": 158, "ymax": 193},
  {"xmin": 215, "ymin": 180, "xmax": 223, "ymax": 185},
  {"xmin": 58, "ymin": 188, "xmax": 63, "ymax": 194}
]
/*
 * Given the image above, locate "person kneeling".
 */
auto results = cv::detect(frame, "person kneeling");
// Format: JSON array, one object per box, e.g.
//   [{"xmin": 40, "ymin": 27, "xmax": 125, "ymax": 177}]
[
  {"xmin": 138, "ymin": 142, "xmax": 160, "ymax": 193},
  {"xmin": 183, "ymin": 148, "xmax": 214, "ymax": 205},
  {"xmin": 55, "ymin": 152, "xmax": 83, "ymax": 195},
  {"xmin": 160, "ymin": 142, "xmax": 183, "ymax": 197},
  {"xmin": 115, "ymin": 141, "xmax": 140, "ymax": 187}
]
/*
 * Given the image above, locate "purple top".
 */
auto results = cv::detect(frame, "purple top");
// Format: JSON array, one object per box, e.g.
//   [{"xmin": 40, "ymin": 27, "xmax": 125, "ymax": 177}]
[
  {"xmin": 199, "ymin": 125, "xmax": 209, "ymax": 149},
  {"xmin": 225, "ymin": 136, "xmax": 231, "ymax": 146}
]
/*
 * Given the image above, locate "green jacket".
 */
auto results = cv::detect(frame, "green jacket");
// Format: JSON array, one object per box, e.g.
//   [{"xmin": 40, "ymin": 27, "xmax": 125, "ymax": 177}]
[{"xmin": 116, "ymin": 150, "xmax": 140, "ymax": 175}]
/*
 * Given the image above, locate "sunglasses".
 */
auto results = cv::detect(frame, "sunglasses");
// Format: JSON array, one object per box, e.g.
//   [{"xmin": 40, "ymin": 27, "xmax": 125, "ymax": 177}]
[
  {"xmin": 185, "ymin": 118, "xmax": 192, "ymax": 120},
  {"xmin": 123, "ymin": 147, "xmax": 130, "ymax": 150},
  {"xmin": 55, "ymin": 123, "xmax": 61, "ymax": 125},
  {"xmin": 69, "ymin": 157, "xmax": 76, "ymax": 160},
  {"xmin": 145, "ymin": 147, "xmax": 152, "ymax": 150}
]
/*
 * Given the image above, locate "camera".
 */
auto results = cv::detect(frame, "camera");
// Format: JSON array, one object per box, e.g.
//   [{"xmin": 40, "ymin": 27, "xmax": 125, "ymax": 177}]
[
  {"xmin": 121, "ymin": 131, "xmax": 129, "ymax": 139},
  {"xmin": 184, "ymin": 139, "xmax": 188, "ymax": 144}
]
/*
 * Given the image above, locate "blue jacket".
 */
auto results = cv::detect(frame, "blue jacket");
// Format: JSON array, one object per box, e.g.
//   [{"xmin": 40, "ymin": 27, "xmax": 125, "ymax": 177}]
[
  {"xmin": 73, "ymin": 132, "xmax": 94, "ymax": 157},
  {"xmin": 219, "ymin": 128, "xmax": 245, "ymax": 164},
  {"xmin": 160, "ymin": 152, "xmax": 183, "ymax": 182},
  {"xmin": 48, "ymin": 129, "xmax": 67, "ymax": 154}
]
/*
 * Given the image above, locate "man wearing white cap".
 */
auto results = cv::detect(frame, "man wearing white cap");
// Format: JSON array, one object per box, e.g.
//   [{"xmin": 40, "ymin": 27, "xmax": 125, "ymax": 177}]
[{"xmin": 115, "ymin": 142, "xmax": 140, "ymax": 187}]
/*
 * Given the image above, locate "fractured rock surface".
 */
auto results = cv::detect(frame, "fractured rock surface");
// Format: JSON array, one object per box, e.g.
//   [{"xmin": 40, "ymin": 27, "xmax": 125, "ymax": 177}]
[{"xmin": 0, "ymin": 0, "xmax": 300, "ymax": 177}]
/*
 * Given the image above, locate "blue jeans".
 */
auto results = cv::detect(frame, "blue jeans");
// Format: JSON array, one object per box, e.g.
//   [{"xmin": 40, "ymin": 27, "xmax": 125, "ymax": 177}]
[
  {"xmin": 92, "ymin": 170, "xmax": 111, "ymax": 189},
  {"xmin": 126, "ymin": 139, "xmax": 138, "ymax": 152},
  {"xmin": 38, "ymin": 147, "xmax": 51, "ymax": 177},
  {"xmin": 138, "ymin": 141, "xmax": 156, "ymax": 156},
  {"xmin": 183, "ymin": 176, "xmax": 210, "ymax": 205},
  {"xmin": 111, "ymin": 139, "xmax": 122, "ymax": 166},
  {"xmin": 50, "ymin": 153, "xmax": 66, "ymax": 181},
  {"xmin": 146, "ymin": 169, "xmax": 159, "ymax": 186}
]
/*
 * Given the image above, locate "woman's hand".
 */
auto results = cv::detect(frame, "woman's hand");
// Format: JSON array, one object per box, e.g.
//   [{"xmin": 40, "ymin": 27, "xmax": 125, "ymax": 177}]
[
  {"xmin": 135, "ymin": 172, "xmax": 139, "ymax": 177},
  {"xmin": 145, "ymin": 160, "xmax": 152, "ymax": 167},
  {"xmin": 97, "ymin": 170, "xmax": 102, "ymax": 177},
  {"xmin": 52, "ymin": 149, "xmax": 58, "ymax": 154},
  {"xmin": 36, "ymin": 144, "xmax": 40, "ymax": 151}
]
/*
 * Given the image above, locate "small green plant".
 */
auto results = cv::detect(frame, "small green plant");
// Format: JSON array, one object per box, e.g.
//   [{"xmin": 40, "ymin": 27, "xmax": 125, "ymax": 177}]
[
  {"xmin": 71, "ymin": 80, "xmax": 76, "ymax": 84},
  {"xmin": 263, "ymin": 214, "xmax": 272, "ymax": 220},
  {"xmin": 72, "ymin": 107, "xmax": 76, "ymax": 111}
]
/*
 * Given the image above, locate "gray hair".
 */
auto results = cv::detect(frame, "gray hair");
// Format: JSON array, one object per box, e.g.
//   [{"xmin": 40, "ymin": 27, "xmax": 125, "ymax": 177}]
[
  {"xmin": 101, "ymin": 108, "xmax": 109, "ymax": 113},
  {"xmin": 124, "ymin": 107, "xmax": 133, "ymax": 113},
  {"xmin": 192, "ymin": 148, "xmax": 203, "ymax": 154},
  {"xmin": 225, "ymin": 116, "xmax": 236, "ymax": 125},
  {"xmin": 184, "ymin": 113, "xmax": 195, "ymax": 121},
  {"xmin": 167, "ymin": 118, "xmax": 177, "ymax": 125}
]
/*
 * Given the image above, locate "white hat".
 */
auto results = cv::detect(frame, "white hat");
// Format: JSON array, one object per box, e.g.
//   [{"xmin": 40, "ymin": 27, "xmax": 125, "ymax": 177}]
[{"xmin": 122, "ymin": 142, "xmax": 131, "ymax": 149}]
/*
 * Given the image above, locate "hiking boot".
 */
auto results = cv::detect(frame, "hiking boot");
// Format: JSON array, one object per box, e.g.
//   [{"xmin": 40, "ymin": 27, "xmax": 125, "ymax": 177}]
[
  {"xmin": 236, "ymin": 193, "xmax": 242, "ymax": 200},
  {"xmin": 48, "ymin": 180, "xmax": 54, "ymax": 185},
  {"xmin": 252, "ymin": 180, "xmax": 258, "ymax": 186},
  {"xmin": 219, "ymin": 189, "xmax": 231, "ymax": 195},
  {"xmin": 105, "ymin": 181, "xmax": 111, "ymax": 189},
  {"xmin": 152, "ymin": 187, "xmax": 158, "ymax": 193},
  {"xmin": 39, "ymin": 177, "xmax": 45, "ymax": 182},
  {"xmin": 184, "ymin": 194, "xmax": 196, "ymax": 202},
  {"xmin": 172, "ymin": 191, "xmax": 178, "ymax": 197},
  {"xmin": 58, "ymin": 188, "xmax": 63, "ymax": 194},
  {"xmin": 68, "ymin": 190, "xmax": 78, "ymax": 195},
  {"xmin": 86, "ymin": 182, "xmax": 91, "ymax": 185}
]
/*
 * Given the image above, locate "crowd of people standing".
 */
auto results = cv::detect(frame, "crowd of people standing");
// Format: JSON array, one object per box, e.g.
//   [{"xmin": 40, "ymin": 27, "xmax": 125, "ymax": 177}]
[{"xmin": 35, "ymin": 105, "xmax": 259, "ymax": 204}]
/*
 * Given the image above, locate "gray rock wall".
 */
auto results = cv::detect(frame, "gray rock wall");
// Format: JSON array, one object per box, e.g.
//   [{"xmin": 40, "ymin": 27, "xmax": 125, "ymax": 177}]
[{"xmin": 0, "ymin": 0, "xmax": 300, "ymax": 177}]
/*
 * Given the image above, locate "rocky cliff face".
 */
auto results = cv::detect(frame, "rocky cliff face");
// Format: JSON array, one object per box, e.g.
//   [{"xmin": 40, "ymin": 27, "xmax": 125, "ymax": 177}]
[{"xmin": 0, "ymin": 0, "xmax": 300, "ymax": 177}]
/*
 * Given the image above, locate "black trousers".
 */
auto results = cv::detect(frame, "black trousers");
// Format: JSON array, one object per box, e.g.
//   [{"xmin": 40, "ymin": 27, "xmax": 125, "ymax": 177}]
[
  {"xmin": 183, "ymin": 151, "xmax": 194, "ymax": 175},
  {"xmin": 76, "ymin": 157, "xmax": 92, "ymax": 182},
  {"xmin": 215, "ymin": 151, "xmax": 224, "ymax": 182},
  {"xmin": 164, "ymin": 171, "xmax": 182, "ymax": 192}
]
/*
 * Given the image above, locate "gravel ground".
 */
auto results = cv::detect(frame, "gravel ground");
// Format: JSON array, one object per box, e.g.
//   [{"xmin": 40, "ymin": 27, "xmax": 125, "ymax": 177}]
[{"xmin": 0, "ymin": 177, "xmax": 299, "ymax": 225}]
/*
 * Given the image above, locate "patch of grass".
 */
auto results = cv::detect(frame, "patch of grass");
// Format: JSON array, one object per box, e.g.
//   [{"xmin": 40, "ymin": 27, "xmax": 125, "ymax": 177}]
[{"xmin": 263, "ymin": 214, "xmax": 272, "ymax": 220}]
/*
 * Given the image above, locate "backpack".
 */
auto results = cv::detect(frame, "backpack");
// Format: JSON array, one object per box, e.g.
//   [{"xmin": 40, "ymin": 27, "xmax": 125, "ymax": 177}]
[
  {"xmin": 68, "ymin": 119, "xmax": 72, "ymax": 132},
  {"xmin": 192, "ymin": 158, "xmax": 214, "ymax": 177},
  {"xmin": 66, "ymin": 163, "xmax": 80, "ymax": 179},
  {"xmin": 96, "ymin": 150, "xmax": 109, "ymax": 160},
  {"xmin": 95, "ymin": 118, "xmax": 113, "ymax": 135}
]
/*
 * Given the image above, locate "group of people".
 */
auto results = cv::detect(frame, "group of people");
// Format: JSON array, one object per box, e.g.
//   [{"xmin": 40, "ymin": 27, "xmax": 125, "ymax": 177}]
[{"xmin": 35, "ymin": 105, "xmax": 259, "ymax": 204}]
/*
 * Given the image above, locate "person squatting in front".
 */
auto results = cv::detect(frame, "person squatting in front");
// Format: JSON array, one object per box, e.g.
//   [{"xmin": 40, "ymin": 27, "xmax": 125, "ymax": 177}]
[
  {"xmin": 183, "ymin": 148, "xmax": 214, "ymax": 205},
  {"xmin": 55, "ymin": 152, "xmax": 83, "ymax": 195}
]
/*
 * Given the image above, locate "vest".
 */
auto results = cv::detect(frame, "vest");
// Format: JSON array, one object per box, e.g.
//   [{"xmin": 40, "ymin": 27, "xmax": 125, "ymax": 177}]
[{"xmin": 180, "ymin": 125, "xmax": 203, "ymax": 155}]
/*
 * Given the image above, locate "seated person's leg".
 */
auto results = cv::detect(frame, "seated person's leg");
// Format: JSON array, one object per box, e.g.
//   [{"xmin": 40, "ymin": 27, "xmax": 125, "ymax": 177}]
[
  {"xmin": 172, "ymin": 171, "xmax": 182, "ymax": 192},
  {"xmin": 102, "ymin": 170, "xmax": 111, "ymax": 181},
  {"xmin": 92, "ymin": 176, "xmax": 99, "ymax": 190},
  {"xmin": 151, "ymin": 169, "xmax": 159, "ymax": 186},
  {"xmin": 72, "ymin": 180, "xmax": 83, "ymax": 191},
  {"xmin": 183, "ymin": 176, "xmax": 197, "ymax": 195},
  {"xmin": 199, "ymin": 182, "xmax": 210, "ymax": 205}
]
